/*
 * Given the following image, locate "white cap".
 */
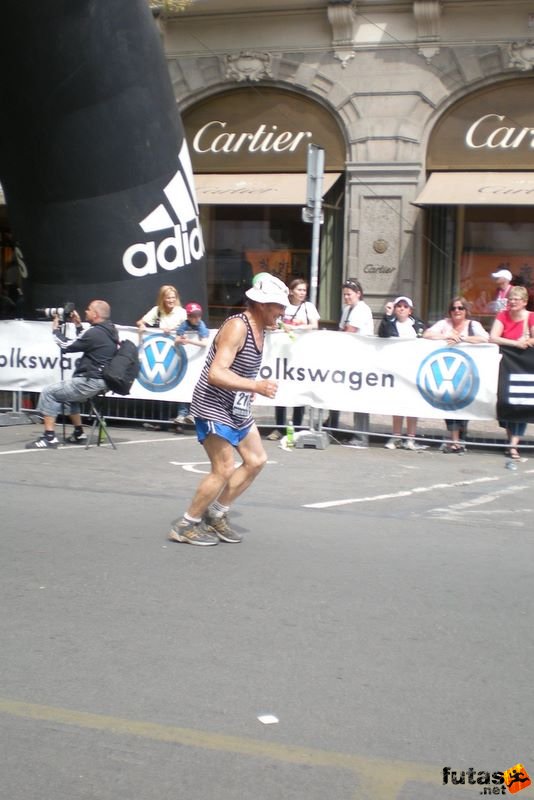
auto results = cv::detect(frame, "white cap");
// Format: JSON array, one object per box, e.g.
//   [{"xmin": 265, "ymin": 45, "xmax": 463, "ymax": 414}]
[
  {"xmin": 393, "ymin": 295, "xmax": 413, "ymax": 308},
  {"xmin": 491, "ymin": 268, "xmax": 512, "ymax": 281},
  {"xmin": 246, "ymin": 274, "xmax": 289, "ymax": 306},
  {"xmin": 251, "ymin": 271, "xmax": 272, "ymax": 287}
]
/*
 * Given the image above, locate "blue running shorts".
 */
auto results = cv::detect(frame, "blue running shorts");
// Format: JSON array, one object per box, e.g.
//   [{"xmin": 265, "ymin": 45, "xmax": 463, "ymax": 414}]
[{"xmin": 195, "ymin": 418, "xmax": 253, "ymax": 446}]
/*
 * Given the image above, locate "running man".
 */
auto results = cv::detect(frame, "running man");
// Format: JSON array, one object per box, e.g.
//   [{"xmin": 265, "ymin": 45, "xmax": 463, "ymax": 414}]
[{"xmin": 168, "ymin": 274, "xmax": 289, "ymax": 546}]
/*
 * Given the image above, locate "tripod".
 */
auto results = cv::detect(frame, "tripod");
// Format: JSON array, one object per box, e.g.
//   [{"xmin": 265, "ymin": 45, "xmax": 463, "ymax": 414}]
[{"xmin": 56, "ymin": 315, "xmax": 78, "ymax": 444}]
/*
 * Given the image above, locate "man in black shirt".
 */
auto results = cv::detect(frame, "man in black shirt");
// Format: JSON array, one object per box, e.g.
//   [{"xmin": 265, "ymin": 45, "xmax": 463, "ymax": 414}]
[{"xmin": 26, "ymin": 300, "xmax": 118, "ymax": 449}]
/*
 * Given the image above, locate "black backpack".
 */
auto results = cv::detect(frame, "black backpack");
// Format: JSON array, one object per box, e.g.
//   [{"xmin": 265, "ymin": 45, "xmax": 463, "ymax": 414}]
[{"xmin": 102, "ymin": 339, "xmax": 140, "ymax": 395}]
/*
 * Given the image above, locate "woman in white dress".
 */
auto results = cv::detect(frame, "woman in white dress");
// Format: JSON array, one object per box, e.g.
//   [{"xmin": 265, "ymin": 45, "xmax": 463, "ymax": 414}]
[
  {"xmin": 327, "ymin": 278, "xmax": 373, "ymax": 447},
  {"xmin": 267, "ymin": 279, "xmax": 320, "ymax": 440}
]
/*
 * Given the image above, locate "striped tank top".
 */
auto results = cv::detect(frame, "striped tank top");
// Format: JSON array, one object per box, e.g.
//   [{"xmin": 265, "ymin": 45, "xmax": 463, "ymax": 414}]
[{"xmin": 191, "ymin": 313, "xmax": 263, "ymax": 429}]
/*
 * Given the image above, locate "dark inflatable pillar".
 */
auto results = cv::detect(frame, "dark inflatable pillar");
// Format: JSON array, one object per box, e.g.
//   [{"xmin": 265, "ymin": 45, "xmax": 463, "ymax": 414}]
[{"xmin": 0, "ymin": 0, "xmax": 206, "ymax": 323}]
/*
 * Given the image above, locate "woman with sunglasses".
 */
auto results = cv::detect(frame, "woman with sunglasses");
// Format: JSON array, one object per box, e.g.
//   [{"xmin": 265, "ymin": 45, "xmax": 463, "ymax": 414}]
[
  {"xmin": 489, "ymin": 285, "xmax": 534, "ymax": 460},
  {"xmin": 424, "ymin": 297, "xmax": 489, "ymax": 452}
]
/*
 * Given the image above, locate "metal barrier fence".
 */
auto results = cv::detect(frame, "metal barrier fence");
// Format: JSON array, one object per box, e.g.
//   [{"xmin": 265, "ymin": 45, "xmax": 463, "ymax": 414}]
[
  {"xmin": 1, "ymin": 390, "xmax": 181, "ymax": 426},
  {"xmin": 1, "ymin": 389, "xmax": 533, "ymax": 453}
]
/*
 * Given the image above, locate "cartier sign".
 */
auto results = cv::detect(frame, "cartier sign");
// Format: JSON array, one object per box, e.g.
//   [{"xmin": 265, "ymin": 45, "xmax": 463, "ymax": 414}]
[
  {"xmin": 428, "ymin": 78, "xmax": 534, "ymax": 169},
  {"xmin": 183, "ymin": 87, "xmax": 346, "ymax": 173},
  {"xmin": 466, "ymin": 114, "xmax": 534, "ymax": 150},
  {"xmin": 193, "ymin": 121, "xmax": 313, "ymax": 155}
]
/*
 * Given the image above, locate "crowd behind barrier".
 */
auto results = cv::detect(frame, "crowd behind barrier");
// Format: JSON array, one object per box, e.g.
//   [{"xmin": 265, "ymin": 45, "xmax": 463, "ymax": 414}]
[{"xmin": 1, "ymin": 319, "xmax": 534, "ymax": 451}]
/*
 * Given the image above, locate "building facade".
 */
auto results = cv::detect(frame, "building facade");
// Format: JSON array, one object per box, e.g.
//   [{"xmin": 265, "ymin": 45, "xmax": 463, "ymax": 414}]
[{"xmin": 157, "ymin": 0, "xmax": 534, "ymax": 325}]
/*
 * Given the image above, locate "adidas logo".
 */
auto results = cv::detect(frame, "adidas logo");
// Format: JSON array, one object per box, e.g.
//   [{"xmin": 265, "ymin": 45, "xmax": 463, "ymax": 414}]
[{"xmin": 122, "ymin": 141, "xmax": 205, "ymax": 278}]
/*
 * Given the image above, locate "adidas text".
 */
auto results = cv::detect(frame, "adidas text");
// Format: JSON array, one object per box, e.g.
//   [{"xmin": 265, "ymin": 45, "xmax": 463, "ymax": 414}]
[{"xmin": 122, "ymin": 222, "xmax": 205, "ymax": 278}]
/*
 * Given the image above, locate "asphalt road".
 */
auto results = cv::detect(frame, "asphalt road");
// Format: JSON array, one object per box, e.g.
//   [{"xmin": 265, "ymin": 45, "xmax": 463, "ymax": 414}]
[{"xmin": 1, "ymin": 421, "xmax": 533, "ymax": 800}]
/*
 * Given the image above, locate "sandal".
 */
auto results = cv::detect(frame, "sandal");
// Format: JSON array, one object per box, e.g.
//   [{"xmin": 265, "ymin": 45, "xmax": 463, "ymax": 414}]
[
  {"xmin": 441, "ymin": 442, "xmax": 464, "ymax": 454},
  {"xmin": 507, "ymin": 448, "xmax": 521, "ymax": 460}
]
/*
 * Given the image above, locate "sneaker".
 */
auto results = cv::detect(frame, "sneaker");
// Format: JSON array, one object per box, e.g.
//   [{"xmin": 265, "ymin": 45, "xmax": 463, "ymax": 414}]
[
  {"xmin": 403, "ymin": 438, "xmax": 428, "ymax": 451},
  {"xmin": 168, "ymin": 518, "xmax": 219, "ymax": 546},
  {"xmin": 345, "ymin": 436, "xmax": 369, "ymax": 449},
  {"xmin": 266, "ymin": 429, "xmax": 282, "ymax": 441},
  {"xmin": 66, "ymin": 432, "xmax": 88, "ymax": 444},
  {"xmin": 25, "ymin": 435, "xmax": 59, "ymax": 450},
  {"xmin": 384, "ymin": 437, "xmax": 402, "ymax": 450},
  {"xmin": 174, "ymin": 415, "xmax": 186, "ymax": 425},
  {"xmin": 184, "ymin": 414, "xmax": 195, "ymax": 425},
  {"xmin": 203, "ymin": 511, "xmax": 242, "ymax": 543}
]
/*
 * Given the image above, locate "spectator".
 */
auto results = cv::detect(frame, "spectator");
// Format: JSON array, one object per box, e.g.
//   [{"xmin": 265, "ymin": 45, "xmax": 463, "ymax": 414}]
[
  {"xmin": 266, "ymin": 279, "xmax": 320, "ymax": 440},
  {"xmin": 510, "ymin": 273, "xmax": 534, "ymax": 311},
  {"xmin": 378, "ymin": 295, "xmax": 427, "ymax": 450},
  {"xmin": 489, "ymin": 285, "xmax": 534, "ymax": 460},
  {"xmin": 326, "ymin": 278, "xmax": 373, "ymax": 448},
  {"xmin": 25, "ymin": 300, "xmax": 118, "ymax": 449},
  {"xmin": 488, "ymin": 268, "xmax": 512, "ymax": 313},
  {"xmin": 173, "ymin": 302, "xmax": 210, "ymax": 425},
  {"xmin": 338, "ymin": 278, "xmax": 374, "ymax": 335},
  {"xmin": 424, "ymin": 296, "xmax": 489, "ymax": 452},
  {"xmin": 136, "ymin": 284, "xmax": 186, "ymax": 334}
]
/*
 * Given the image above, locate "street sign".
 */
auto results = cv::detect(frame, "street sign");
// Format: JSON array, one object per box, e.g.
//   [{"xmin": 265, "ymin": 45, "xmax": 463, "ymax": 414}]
[
  {"xmin": 301, "ymin": 207, "xmax": 324, "ymax": 224},
  {"xmin": 306, "ymin": 144, "xmax": 325, "ymax": 208}
]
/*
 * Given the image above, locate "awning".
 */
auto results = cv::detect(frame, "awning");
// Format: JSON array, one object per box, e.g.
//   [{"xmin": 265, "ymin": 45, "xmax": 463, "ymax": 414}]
[
  {"xmin": 193, "ymin": 172, "xmax": 341, "ymax": 205},
  {"xmin": 413, "ymin": 172, "xmax": 534, "ymax": 206}
]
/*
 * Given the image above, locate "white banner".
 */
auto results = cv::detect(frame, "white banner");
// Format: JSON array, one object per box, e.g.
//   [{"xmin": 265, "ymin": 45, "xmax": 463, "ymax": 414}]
[
  {"xmin": 257, "ymin": 330, "xmax": 500, "ymax": 420},
  {"xmin": 0, "ymin": 322, "xmax": 501, "ymax": 419}
]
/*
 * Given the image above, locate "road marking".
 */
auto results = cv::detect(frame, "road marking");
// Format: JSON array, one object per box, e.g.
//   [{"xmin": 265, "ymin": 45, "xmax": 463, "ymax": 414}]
[
  {"xmin": 0, "ymin": 436, "xmax": 182, "ymax": 455},
  {"xmin": 426, "ymin": 483, "xmax": 533, "ymax": 521},
  {"xmin": 303, "ymin": 476, "xmax": 500, "ymax": 509},
  {"xmin": 0, "ymin": 697, "xmax": 440, "ymax": 800},
  {"xmin": 170, "ymin": 459, "xmax": 278, "ymax": 474}
]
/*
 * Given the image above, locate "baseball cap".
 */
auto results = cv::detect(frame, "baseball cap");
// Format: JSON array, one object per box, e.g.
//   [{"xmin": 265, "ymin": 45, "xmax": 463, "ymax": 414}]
[
  {"xmin": 491, "ymin": 268, "xmax": 512, "ymax": 281},
  {"xmin": 245, "ymin": 274, "xmax": 289, "ymax": 306},
  {"xmin": 185, "ymin": 302, "xmax": 202, "ymax": 315},
  {"xmin": 393, "ymin": 295, "xmax": 413, "ymax": 307}
]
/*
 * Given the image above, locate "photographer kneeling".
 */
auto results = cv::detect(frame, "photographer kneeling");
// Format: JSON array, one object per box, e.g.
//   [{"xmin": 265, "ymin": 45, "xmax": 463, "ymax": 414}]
[{"xmin": 26, "ymin": 300, "xmax": 118, "ymax": 449}]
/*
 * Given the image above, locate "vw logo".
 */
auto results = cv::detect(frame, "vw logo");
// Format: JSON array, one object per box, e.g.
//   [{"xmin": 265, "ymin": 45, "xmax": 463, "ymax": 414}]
[
  {"xmin": 137, "ymin": 334, "xmax": 188, "ymax": 392},
  {"xmin": 416, "ymin": 348, "xmax": 480, "ymax": 411}
]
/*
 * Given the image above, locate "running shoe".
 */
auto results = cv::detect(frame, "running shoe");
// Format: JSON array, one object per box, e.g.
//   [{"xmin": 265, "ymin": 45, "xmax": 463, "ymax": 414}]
[
  {"xmin": 25, "ymin": 435, "xmax": 59, "ymax": 450},
  {"xmin": 345, "ymin": 436, "xmax": 369, "ymax": 449},
  {"xmin": 66, "ymin": 432, "xmax": 88, "ymax": 444},
  {"xmin": 168, "ymin": 519, "xmax": 219, "ymax": 546},
  {"xmin": 403, "ymin": 438, "xmax": 429, "ymax": 451},
  {"xmin": 203, "ymin": 512, "xmax": 242, "ymax": 543}
]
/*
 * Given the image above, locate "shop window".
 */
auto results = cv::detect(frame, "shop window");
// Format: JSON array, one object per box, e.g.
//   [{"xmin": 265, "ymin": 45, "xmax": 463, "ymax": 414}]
[
  {"xmin": 199, "ymin": 176, "xmax": 344, "ymax": 326},
  {"xmin": 425, "ymin": 206, "xmax": 457, "ymax": 324},
  {"xmin": 461, "ymin": 206, "xmax": 534, "ymax": 322},
  {"xmin": 201, "ymin": 204, "xmax": 311, "ymax": 325}
]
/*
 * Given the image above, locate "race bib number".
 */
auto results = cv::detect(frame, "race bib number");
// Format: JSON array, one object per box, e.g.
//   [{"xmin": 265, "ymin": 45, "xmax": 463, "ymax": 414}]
[{"xmin": 232, "ymin": 391, "xmax": 251, "ymax": 420}]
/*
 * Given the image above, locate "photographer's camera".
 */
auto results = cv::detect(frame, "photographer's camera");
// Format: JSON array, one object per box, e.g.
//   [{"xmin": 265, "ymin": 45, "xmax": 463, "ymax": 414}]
[{"xmin": 35, "ymin": 302, "xmax": 76, "ymax": 323}]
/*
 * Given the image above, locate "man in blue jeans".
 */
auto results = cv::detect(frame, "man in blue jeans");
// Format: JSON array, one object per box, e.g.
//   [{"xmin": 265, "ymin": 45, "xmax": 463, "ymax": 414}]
[{"xmin": 26, "ymin": 300, "xmax": 118, "ymax": 449}]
